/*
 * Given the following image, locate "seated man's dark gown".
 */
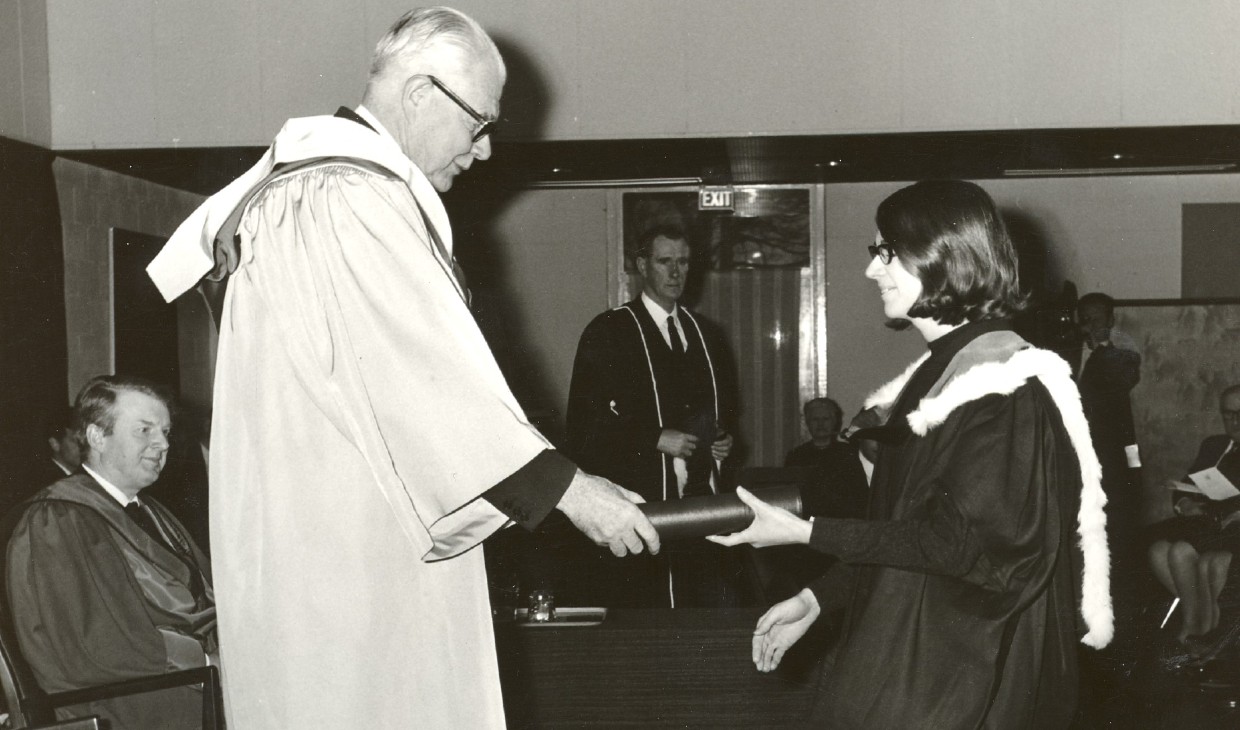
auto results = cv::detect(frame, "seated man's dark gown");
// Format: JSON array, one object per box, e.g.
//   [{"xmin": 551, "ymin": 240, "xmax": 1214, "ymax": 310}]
[{"xmin": 6, "ymin": 473, "xmax": 216, "ymax": 730}]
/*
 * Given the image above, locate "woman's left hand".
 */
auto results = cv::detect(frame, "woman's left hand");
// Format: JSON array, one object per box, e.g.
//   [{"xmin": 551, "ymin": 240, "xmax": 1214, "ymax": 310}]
[
  {"xmin": 706, "ymin": 486, "xmax": 813, "ymax": 548},
  {"xmin": 752, "ymin": 588, "xmax": 821, "ymax": 672}
]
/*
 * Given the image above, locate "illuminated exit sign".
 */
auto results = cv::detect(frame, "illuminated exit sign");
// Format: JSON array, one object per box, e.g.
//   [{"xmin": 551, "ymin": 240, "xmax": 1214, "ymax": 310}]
[{"xmin": 698, "ymin": 186, "xmax": 735, "ymax": 211}]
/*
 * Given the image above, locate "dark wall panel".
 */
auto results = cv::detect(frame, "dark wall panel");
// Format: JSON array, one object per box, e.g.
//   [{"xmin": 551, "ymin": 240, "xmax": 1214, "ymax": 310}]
[
  {"xmin": 0, "ymin": 136, "xmax": 67, "ymax": 513},
  {"xmin": 1183, "ymin": 203, "xmax": 1240, "ymax": 300}
]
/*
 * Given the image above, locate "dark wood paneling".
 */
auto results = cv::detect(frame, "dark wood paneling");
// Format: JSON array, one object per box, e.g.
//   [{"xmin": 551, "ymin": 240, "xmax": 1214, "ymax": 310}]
[
  {"xmin": 495, "ymin": 608, "xmax": 829, "ymax": 728},
  {"xmin": 59, "ymin": 125, "xmax": 1240, "ymax": 196},
  {"xmin": 0, "ymin": 136, "xmax": 67, "ymax": 511}
]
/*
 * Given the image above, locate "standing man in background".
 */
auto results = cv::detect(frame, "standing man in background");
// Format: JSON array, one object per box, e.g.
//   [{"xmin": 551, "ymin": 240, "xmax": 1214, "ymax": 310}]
[
  {"xmin": 1076, "ymin": 292, "xmax": 1142, "ymax": 542},
  {"xmin": 567, "ymin": 225, "xmax": 737, "ymax": 608},
  {"xmin": 1074, "ymin": 291, "xmax": 1142, "ymax": 716},
  {"xmin": 148, "ymin": 7, "xmax": 657, "ymax": 728}
]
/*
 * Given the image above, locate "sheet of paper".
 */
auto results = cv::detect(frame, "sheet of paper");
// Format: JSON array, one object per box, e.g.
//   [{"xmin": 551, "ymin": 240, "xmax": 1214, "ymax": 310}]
[{"xmin": 1188, "ymin": 467, "xmax": 1240, "ymax": 501}]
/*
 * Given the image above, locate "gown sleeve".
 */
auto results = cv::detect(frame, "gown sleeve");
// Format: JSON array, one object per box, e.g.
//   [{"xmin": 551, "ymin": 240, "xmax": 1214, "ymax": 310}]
[
  {"xmin": 807, "ymin": 386, "xmax": 1060, "ymax": 597},
  {"xmin": 237, "ymin": 167, "xmax": 557, "ymax": 555},
  {"xmin": 482, "ymin": 449, "xmax": 576, "ymax": 530}
]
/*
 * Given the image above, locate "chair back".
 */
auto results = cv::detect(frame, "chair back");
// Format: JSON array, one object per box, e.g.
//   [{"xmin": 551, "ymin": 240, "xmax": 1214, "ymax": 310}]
[{"xmin": 0, "ymin": 505, "xmax": 55, "ymax": 728}]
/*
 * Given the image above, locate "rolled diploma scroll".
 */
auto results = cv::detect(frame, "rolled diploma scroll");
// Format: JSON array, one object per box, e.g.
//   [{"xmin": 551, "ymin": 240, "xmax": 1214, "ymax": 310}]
[{"xmin": 638, "ymin": 485, "xmax": 804, "ymax": 541}]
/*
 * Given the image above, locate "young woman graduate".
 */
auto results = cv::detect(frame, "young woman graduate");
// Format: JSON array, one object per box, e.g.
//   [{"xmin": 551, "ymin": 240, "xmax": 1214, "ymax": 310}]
[{"xmin": 709, "ymin": 180, "xmax": 1113, "ymax": 729}]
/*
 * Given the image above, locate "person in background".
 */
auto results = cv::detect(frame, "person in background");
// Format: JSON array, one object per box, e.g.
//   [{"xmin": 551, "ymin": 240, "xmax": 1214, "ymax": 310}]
[
  {"xmin": 785, "ymin": 397, "xmax": 868, "ymax": 519},
  {"xmin": 40, "ymin": 407, "xmax": 81, "ymax": 486},
  {"xmin": 566, "ymin": 224, "xmax": 737, "ymax": 608},
  {"xmin": 2, "ymin": 408, "xmax": 84, "ymax": 531},
  {"xmin": 6, "ymin": 375, "xmax": 215, "ymax": 730},
  {"xmin": 1076, "ymin": 291, "xmax": 1142, "ymax": 544},
  {"xmin": 1147, "ymin": 384, "xmax": 1240, "ymax": 646},
  {"xmin": 147, "ymin": 7, "xmax": 657, "ymax": 728},
  {"xmin": 709, "ymin": 180, "xmax": 1111, "ymax": 728}
]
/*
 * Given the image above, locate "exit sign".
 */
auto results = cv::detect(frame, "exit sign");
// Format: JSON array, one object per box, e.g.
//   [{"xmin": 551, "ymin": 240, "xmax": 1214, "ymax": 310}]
[{"xmin": 698, "ymin": 187, "xmax": 735, "ymax": 211}]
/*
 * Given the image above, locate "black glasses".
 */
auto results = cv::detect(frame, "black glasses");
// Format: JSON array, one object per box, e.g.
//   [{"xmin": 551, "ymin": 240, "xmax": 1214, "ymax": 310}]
[
  {"xmin": 867, "ymin": 242, "xmax": 896, "ymax": 264},
  {"xmin": 427, "ymin": 75, "xmax": 497, "ymax": 142}
]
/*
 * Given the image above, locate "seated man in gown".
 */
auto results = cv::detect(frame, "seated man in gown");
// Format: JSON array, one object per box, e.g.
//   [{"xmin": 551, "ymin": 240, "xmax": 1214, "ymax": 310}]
[{"xmin": 5, "ymin": 375, "xmax": 216, "ymax": 730}]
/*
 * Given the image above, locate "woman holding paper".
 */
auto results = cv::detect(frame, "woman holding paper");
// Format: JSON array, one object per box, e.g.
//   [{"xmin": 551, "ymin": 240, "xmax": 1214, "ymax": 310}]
[
  {"xmin": 1147, "ymin": 385, "xmax": 1240, "ymax": 644},
  {"xmin": 709, "ymin": 180, "xmax": 1112, "ymax": 729}
]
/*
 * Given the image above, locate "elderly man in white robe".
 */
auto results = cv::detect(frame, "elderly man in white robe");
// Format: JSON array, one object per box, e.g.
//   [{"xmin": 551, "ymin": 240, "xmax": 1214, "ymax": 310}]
[{"xmin": 147, "ymin": 7, "xmax": 659, "ymax": 728}]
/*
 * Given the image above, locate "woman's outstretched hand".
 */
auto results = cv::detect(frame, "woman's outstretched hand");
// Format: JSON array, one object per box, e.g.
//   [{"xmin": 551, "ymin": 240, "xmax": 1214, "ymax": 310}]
[
  {"xmin": 752, "ymin": 588, "xmax": 821, "ymax": 672},
  {"xmin": 705, "ymin": 486, "xmax": 813, "ymax": 548}
]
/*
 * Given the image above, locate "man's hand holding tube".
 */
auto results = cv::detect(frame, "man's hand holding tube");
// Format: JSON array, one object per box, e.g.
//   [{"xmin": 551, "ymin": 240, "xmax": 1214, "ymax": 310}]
[
  {"xmin": 557, "ymin": 470, "xmax": 661, "ymax": 557},
  {"xmin": 706, "ymin": 486, "xmax": 812, "ymax": 549}
]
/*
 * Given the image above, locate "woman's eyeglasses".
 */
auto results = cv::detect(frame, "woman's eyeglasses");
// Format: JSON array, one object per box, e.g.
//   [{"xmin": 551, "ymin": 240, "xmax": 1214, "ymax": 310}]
[{"xmin": 867, "ymin": 243, "xmax": 896, "ymax": 265}]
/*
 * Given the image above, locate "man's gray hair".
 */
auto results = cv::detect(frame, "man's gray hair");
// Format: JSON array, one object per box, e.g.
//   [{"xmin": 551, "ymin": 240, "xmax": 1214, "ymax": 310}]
[{"xmin": 369, "ymin": 6, "xmax": 503, "ymax": 79}]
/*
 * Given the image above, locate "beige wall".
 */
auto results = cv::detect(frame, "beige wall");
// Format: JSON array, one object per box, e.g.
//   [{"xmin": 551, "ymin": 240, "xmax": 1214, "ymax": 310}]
[
  {"xmin": 0, "ymin": 0, "xmax": 51, "ymax": 146},
  {"xmin": 40, "ymin": 0, "xmax": 1240, "ymax": 149},
  {"xmin": 471, "ymin": 173, "xmax": 1239, "ymax": 438},
  {"xmin": 52, "ymin": 158, "xmax": 204, "ymax": 400},
  {"xmin": 1119, "ymin": 304, "xmax": 1240, "ymax": 524},
  {"xmin": 461, "ymin": 187, "xmax": 610, "ymax": 443},
  {"xmin": 822, "ymin": 174, "xmax": 1240, "ymax": 418}
]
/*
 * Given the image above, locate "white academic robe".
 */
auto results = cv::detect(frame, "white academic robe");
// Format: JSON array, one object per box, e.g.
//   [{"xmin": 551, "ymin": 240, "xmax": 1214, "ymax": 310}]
[{"xmin": 149, "ymin": 115, "xmax": 549, "ymax": 728}]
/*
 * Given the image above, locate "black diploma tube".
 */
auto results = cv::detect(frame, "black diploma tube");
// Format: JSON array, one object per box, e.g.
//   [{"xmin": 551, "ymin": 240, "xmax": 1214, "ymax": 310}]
[{"xmin": 638, "ymin": 485, "xmax": 804, "ymax": 541}]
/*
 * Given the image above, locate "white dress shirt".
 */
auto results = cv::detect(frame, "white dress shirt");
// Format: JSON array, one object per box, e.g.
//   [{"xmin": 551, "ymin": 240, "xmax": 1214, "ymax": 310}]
[
  {"xmin": 641, "ymin": 292, "xmax": 689, "ymax": 352},
  {"xmin": 81, "ymin": 463, "xmax": 137, "ymax": 507}
]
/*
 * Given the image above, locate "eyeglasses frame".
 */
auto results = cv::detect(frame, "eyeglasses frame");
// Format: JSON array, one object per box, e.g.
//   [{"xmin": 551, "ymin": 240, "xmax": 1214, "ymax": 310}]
[
  {"xmin": 867, "ymin": 242, "xmax": 896, "ymax": 265},
  {"xmin": 427, "ymin": 75, "xmax": 498, "ymax": 143}
]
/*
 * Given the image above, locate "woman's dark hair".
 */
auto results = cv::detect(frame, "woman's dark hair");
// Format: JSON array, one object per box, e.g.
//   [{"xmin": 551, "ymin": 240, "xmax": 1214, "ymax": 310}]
[{"xmin": 875, "ymin": 180, "xmax": 1027, "ymax": 325}]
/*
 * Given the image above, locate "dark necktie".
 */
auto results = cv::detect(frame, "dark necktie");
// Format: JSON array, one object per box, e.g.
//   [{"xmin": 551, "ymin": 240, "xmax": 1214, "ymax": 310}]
[
  {"xmin": 126, "ymin": 501, "xmax": 173, "ymax": 551},
  {"xmin": 668, "ymin": 315, "xmax": 684, "ymax": 357},
  {"xmin": 126, "ymin": 501, "xmax": 208, "ymax": 602},
  {"xmin": 1218, "ymin": 447, "xmax": 1240, "ymax": 482}
]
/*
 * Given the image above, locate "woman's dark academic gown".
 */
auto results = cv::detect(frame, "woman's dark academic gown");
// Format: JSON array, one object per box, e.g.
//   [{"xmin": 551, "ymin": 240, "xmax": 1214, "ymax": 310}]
[{"xmin": 805, "ymin": 325, "xmax": 1102, "ymax": 729}]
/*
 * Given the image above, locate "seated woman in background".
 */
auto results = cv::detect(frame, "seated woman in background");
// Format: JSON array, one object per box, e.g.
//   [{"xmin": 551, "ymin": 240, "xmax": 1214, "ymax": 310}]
[
  {"xmin": 710, "ymin": 180, "xmax": 1113, "ymax": 729},
  {"xmin": 1147, "ymin": 390, "xmax": 1240, "ymax": 647},
  {"xmin": 1148, "ymin": 536, "xmax": 1232, "ymax": 644}
]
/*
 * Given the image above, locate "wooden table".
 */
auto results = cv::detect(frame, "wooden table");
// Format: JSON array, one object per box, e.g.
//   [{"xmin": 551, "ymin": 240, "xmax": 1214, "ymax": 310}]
[{"xmin": 495, "ymin": 608, "xmax": 828, "ymax": 728}]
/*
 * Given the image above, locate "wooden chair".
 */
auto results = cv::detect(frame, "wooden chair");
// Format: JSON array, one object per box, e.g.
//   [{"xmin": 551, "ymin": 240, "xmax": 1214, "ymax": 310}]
[{"xmin": 0, "ymin": 508, "xmax": 221, "ymax": 729}]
